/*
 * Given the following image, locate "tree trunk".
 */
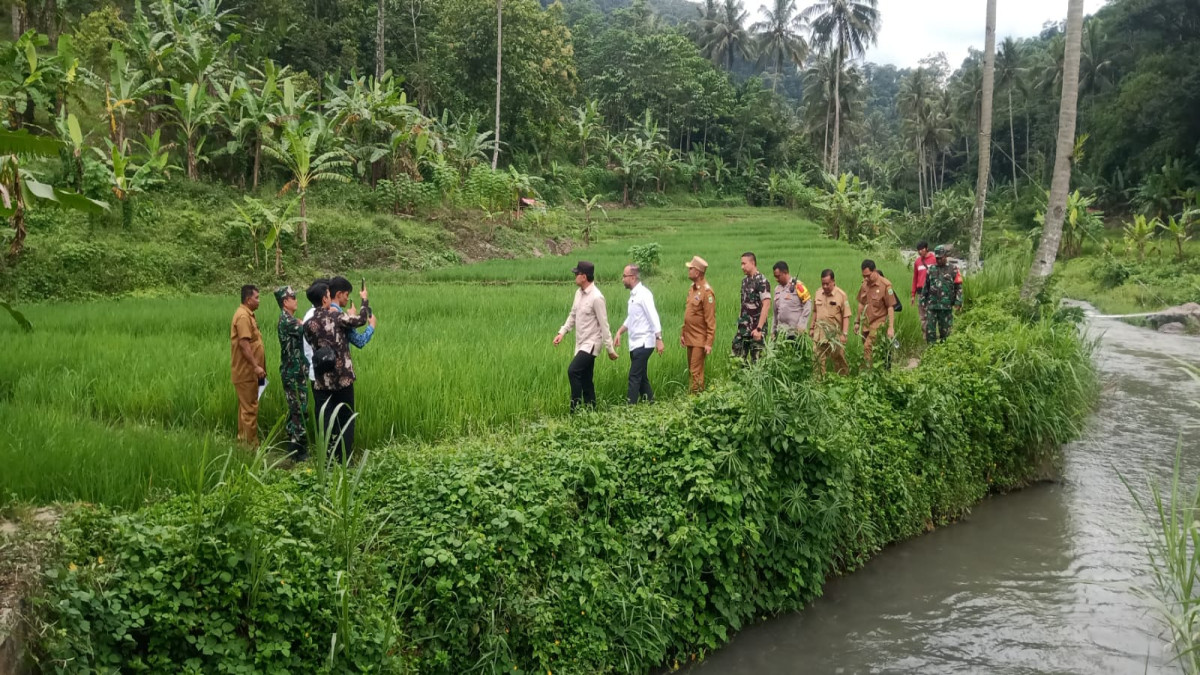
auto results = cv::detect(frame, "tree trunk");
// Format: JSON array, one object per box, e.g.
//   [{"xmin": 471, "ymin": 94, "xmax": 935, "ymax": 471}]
[
  {"xmin": 831, "ymin": 52, "xmax": 842, "ymax": 177},
  {"xmin": 10, "ymin": 3, "xmax": 23, "ymax": 41},
  {"xmin": 44, "ymin": 0, "xmax": 57, "ymax": 48},
  {"xmin": 275, "ymin": 236, "xmax": 283, "ymax": 277},
  {"xmin": 1008, "ymin": 89, "xmax": 1017, "ymax": 201},
  {"xmin": 969, "ymin": 0, "xmax": 996, "ymax": 272},
  {"xmin": 375, "ymin": 0, "xmax": 386, "ymax": 82},
  {"xmin": 300, "ymin": 191, "xmax": 309, "ymax": 258},
  {"xmin": 187, "ymin": 135, "xmax": 198, "ymax": 180},
  {"xmin": 822, "ymin": 97, "xmax": 831, "ymax": 170},
  {"xmin": 491, "ymin": 0, "xmax": 502, "ymax": 170},
  {"xmin": 1022, "ymin": 0, "xmax": 1083, "ymax": 301},
  {"xmin": 7, "ymin": 170, "xmax": 26, "ymax": 261},
  {"xmin": 916, "ymin": 139, "xmax": 925, "ymax": 211},
  {"xmin": 252, "ymin": 135, "xmax": 262, "ymax": 192}
]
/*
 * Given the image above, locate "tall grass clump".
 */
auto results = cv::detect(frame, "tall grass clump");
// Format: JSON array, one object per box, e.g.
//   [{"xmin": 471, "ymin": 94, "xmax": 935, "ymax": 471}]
[
  {"xmin": 30, "ymin": 295, "xmax": 1097, "ymax": 673},
  {"xmin": 1125, "ymin": 364, "xmax": 1200, "ymax": 673}
]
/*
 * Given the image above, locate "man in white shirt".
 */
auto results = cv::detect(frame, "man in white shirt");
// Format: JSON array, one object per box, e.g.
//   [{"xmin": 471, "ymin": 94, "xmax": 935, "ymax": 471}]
[
  {"xmin": 553, "ymin": 260, "xmax": 619, "ymax": 412},
  {"xmin": 613, "ymin": 265, "xmax": 664, "ymax": 404}
]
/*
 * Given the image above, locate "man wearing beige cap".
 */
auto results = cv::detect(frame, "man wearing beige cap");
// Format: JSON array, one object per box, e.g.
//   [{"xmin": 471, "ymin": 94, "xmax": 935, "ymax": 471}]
[
  {"xmin": 554, "ymin": 260, "xmax": 618, "ymax": 412},
  {"xmin": 681, "ymin": 256, "xmax": 716, "ymax": 393}
]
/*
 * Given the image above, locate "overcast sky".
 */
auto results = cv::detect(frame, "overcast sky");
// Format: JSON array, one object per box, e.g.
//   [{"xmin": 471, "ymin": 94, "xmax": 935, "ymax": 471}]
[{"xmin": 743, "ymin": 0, "xmax": 1109, "ymax": 68}]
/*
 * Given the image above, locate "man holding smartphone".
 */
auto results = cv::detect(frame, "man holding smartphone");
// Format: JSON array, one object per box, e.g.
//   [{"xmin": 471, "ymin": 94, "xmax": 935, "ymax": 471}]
[{"xmin": 303, "ymin": 276, "xmax": 377, "ymax": 390}]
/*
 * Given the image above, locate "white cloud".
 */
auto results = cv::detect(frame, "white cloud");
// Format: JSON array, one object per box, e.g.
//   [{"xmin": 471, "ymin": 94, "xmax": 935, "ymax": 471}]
[{"xmin": 743, "ymin": 0, "xmax": 1109, "ymax": 68}]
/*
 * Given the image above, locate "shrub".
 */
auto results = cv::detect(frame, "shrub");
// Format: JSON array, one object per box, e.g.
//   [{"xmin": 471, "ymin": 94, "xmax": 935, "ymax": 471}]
[
  {"xmin": 33, "ymin": 299, "xmax": 1096, "ymax": 674},
  {"xmin": 628, "ymin": 242, "xmax": 661, "ymax": 276}
]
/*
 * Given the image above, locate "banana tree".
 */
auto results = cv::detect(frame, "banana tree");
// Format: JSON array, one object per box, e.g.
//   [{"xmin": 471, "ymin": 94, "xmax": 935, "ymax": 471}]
[
  {"xmin": 251, "ymin": 196, "xmax": 300, "ymax": 277},
  {"xmin": 234, "ymin": 61, "xmax": 293, "ymax": 191},
  {"xmin": 164, "ymin": 78, "xmax": 221, "ymax": 180},
  {"xmin": 52, "ymin": 111, "xmax": 83, "ymax": 189},
  {"xmin": 92, "ymin": 135, "xmax": 175, "ymax": 228},
  {"xmin": 1158, "ymin": 216, "xmax": 1191, "ymax": 262},
  {"xmin": 0, "ymin": 31, "xmax": 54, "ymax": 129},
  {"xmin": 264, "ymin": 119, "xmax": 351, "ymax": 256},
  {"xmin": 1123, "ymin": 214, "xmax": 1157, "ymax": 262},
  {"xmin": 100, "ymin": 43, "xmax": 161, "ymax": 148},
  {"xmin": 0, "ymin": 129, "xmax": 107, "ymax": 260},
  {"xmin": 578, "ymin": 193, "xmax": 607, "ymax": 247},
  {"xmin": 573, "ymin": 99, "xmax": 601, "ymax": 167},
  {"xmin": 226, "ymin": 197, "xmax": 264, "ymax": 269}
]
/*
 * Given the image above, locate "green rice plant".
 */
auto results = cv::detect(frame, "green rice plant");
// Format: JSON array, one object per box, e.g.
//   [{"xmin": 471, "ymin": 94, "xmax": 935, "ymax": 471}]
[{"xmin": 0, "ymin": 208, "xmax": 926, "ymax": 507}]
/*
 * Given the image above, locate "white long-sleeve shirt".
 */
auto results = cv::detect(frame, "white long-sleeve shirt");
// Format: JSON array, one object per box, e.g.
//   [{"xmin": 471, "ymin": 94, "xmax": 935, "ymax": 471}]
[{"xmin": 621, "ymin": 282, "xmax": 663, "ymax": 350}]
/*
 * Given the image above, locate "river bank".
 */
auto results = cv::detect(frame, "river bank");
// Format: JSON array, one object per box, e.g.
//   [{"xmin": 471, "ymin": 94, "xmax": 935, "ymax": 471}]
[{"xmin": 684, "ymin": 301, "xmax": 1200, "ymax": 674}]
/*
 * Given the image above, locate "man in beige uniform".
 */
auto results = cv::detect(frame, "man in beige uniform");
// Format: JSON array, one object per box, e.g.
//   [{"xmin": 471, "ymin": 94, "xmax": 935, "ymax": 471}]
[
  {"xmin": 811, "ymin": 269, "xmax": 850, "ymax": 377},
  {"xmin": 680, "ymin": 256, "xmax": 716, "ymax": 393},
  {"xmin": 230, "ymin": 284, "xmax": 266, "ymax": 445},
  {"xmin": 854, "ymin": 259, "xmax": 896, "ymax": 367},
  {"xmin": 554, "ymin": 260, "xmax": 618, "ymax": 411}
]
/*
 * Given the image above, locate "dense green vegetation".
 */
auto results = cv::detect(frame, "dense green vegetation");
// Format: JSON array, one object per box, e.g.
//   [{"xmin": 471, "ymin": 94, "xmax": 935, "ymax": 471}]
[
  {"xmin": 0, "ymin": 0, "xmax": 1195, "ymax": 308},
  {"xmin": 29, "ymin": 291, "xmax": 1096, "ymax": 673},
  {"xmin": 0, "ymin": 208, "xmax": 924, "ymax": 509}
]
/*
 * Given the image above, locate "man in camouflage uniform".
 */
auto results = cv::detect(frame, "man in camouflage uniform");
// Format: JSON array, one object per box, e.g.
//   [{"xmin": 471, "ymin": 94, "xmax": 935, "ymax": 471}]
[
  {"xmin": 275, "ymin": 286, "xmax": 309, "ymax": 460},
  {"xmin": 732, "ymin": 252, "xmax": 772, "ymax": 361},
  {"xmin": 922, "ymin": 245, "xmax": 963, "ymax": 343}
]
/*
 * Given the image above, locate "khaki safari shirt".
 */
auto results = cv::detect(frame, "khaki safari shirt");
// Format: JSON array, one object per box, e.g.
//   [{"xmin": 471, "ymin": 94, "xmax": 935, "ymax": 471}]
[
  {"xmin": 811, "ymin": 286, "xmax": 850, "ymax": 344},
  {"xmin": 682, "ymin": 281, "xmax": 717, "ymax": 348},
  {"xmin": 857, "ymin": 276, "xmax": 896, "ymax": 329},
  {"xmin": 559, "ymin": 284, "xmax": 617, "ymax": 357},
  {"xmin": 230, "ymin": 304, "xmax": 265, "ymax": 384}
]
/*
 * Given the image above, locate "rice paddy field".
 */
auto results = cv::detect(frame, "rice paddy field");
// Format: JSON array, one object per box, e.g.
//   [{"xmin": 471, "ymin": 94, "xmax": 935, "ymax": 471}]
[{"xmin": 0, "ymin": 207, "xmax": 923, "ymax": 508}]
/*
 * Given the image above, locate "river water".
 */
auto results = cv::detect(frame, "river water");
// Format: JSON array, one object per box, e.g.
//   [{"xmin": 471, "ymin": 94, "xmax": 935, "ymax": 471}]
[{"xmin": 687, "ymin": 303, "xmax": 1200, "ymax": 675}]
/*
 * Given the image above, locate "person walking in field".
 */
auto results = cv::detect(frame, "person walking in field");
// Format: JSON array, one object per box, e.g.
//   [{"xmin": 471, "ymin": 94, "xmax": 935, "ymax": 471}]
[
  {"xmin": 911, "ymin": 240, "xmax": 937, "ymax": 337},
  {"xmin": 553, "ymin": 261, "xmax": 618, "ymax": 412},
  {"xmin": 854, "ymin": 259, "xmax": 896, "ymax": 367},
  {"xmin": 304, "ymin": 280, "xmax": 370, "ymax": 461},
  {"xmin": 681, "ymin": 256, "xmax": 716, "ymax": 393},
  {"xmin": 230, "ymin": 284, "xmax": 266, "ymax": 446},
  {"xmin": 613, "ymin": 265, "xmax": 664, "ymax": 404},
  {"xmin": 733, "ymin": 252, "xmax": 772, "ymax": 361},
  {"xmin": 811, "ymin": 269, "xmax": 850, "ymax": 377},
  {"xmin": 274, "ymin": 286, "xmax": 308, "ymax": 461},
  {"xmin": 771, "ymin": 261, "xmax": 813, "ymax": 341},
  {"xmin": 922, "ymin": 245, "xmax": 963, "ymax": 343}
]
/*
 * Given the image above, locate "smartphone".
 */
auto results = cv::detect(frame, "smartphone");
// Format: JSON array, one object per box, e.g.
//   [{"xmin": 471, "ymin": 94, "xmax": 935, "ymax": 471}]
[{"xmin": 360, "ymin": 277, "xmax": 366, "ymax": 291}]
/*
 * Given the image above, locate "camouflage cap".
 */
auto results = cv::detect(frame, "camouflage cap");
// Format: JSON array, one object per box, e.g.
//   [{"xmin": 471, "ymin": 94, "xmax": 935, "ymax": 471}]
[
  {"xmin": 933, "ymin": 245, "xmax": 949, "ymax": 257},
  {"xmin": 274, "ymin": 285, "xmax": 296, "ymax": 308}
]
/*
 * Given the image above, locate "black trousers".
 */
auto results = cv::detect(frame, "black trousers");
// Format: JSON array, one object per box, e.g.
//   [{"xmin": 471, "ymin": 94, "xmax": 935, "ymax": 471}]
[
  {"xmin": 313, "ymin": 384, "xmax": 355, "ymax": 461},
  {"xmin": 567, "ymin": 350, "xmax": 596, "ymax": 412},
  {"xmin": 627, "ymin": 347, "xmax": 654, "ymax": 404}
]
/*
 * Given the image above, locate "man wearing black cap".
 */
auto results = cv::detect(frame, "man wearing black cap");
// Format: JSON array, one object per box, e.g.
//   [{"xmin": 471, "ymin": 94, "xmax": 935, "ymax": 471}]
[
  {"xmin": 275, "ymin": 286, "xmax": 309, "ymax": 460},
  {"xmin": 553, "ymin": 260, "xmax": 618, "ymax": 412}
]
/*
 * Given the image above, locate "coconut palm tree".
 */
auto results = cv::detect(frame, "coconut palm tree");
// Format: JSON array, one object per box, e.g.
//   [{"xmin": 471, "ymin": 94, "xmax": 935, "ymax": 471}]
[
  {"xmin": 491, "ymin": 0, "xmax": 502, "ymax": 169},
  {"xmin": 702, "ymin": 0, "xmax": 753, "ymax": 71},
  {"xmin": 263, "ymin": 119, "xmax": 351, "ymax": 257},
  {"xmin": 995, "ymin": 37, "xmax": 1023, "ymax": 200},
  {"xmin": 1022, "ymin": 0, "xmax": 1084, "ymax": 301},
  {"xmin": 752, "ymin": 0, "xmax": 809, "ymax": 93},
  {"xmin": 802, "ymin": 0, "xmax": 879, "ymax": 177},
  {"xmin": 968, "ymin": 0, "xmax": 996, "ymax": 271}
]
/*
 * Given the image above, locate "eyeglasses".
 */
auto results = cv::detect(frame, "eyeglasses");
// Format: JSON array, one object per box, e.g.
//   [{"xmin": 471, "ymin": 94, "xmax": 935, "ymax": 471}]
[{"xmin": 622, "ymin": 273, "xmax": 636, "ymax": 277}]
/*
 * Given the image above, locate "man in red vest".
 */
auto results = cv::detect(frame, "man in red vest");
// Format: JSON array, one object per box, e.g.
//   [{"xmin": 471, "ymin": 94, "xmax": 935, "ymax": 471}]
[{"xmin": 911, "ymin": 240, "xmax": 937, "ymax": 338}]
